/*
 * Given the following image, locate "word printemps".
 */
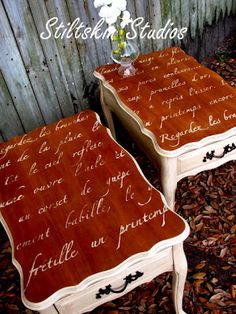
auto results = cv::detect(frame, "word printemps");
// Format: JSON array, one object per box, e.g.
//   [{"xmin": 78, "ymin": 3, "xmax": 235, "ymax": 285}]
[{"xmin": 40, "ymin": 17, "xmax": 188, "ymax": 41}]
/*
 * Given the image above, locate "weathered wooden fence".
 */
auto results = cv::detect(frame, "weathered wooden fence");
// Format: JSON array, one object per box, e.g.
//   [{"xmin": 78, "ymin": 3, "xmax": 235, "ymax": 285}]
[{"xmin": 0, "ymin": 0, "xmax": 236, "ymax": 141}]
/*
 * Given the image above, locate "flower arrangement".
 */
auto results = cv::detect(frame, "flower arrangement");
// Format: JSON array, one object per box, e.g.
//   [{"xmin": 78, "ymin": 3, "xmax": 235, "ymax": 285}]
[{"xmin": 94, "ymin": 0, "xmax": 132, "ymax": 59}]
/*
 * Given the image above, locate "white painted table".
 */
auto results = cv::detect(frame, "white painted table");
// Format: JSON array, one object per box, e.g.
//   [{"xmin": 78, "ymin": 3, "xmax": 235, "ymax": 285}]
[
  {"xmin": 94, "ymin": 47, "xmax": 236, "ymax": 210},
  {"xmin": 0, "ymin": 110, "xmax": 189, "ymax": 314}
]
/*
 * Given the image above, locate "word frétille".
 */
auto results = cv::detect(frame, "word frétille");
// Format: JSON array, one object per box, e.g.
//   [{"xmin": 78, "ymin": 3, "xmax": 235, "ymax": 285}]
[{"xmin": 40, "ymin": 17, "xmax": 188, "ymax": 41}]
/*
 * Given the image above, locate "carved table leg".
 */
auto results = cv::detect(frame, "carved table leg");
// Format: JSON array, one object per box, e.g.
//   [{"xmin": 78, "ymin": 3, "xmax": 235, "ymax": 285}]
[
  {"xmin": 160, "ymin": 156, "xmax": 178, "ymax": 210},
  {"xmin": 99, "ymin": 83, "xmax": 116, "ymax": 139},
  {"xmin": 172, "ymin": 243, "xmax": 187, "ymax": 314}
]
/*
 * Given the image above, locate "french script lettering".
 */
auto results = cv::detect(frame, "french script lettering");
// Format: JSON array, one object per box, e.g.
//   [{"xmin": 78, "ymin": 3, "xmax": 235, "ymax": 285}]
[
  {"xmin": 16, "ymin": 227, "xmax": 50, "ymax": 251},
  {"xmin": 159, "ymin": 121, "xmax": 209, "ymax": 147},
  {"xmin": 25, "ymin": 240, "xmax": 78, "ymax": 291},
  {"xmin": 64, "ymin": 197, "xmax": 110, "ymax": 229},
  {"xmin": 163, "ymin": 65, "xmax": 201, "ymax": 78},
  {"xmin": 0, "ymin": 159, "xmax": 11, "ymax": 170},
  {"xmin": 0, "ymin": 185, "xmax": 25, "ymax": 208},
  {"xmin": 138, "ymin": 56, "xmax": 154, "ymax": 66},
  {"xmin": 117, "ymin": 86, "xmax": 129, "ymax": 93},
  {"xmin": 209, "ymin": 115, "xmax": 221, "ymax": 127},
  {"xmin": 137, "ymin": 78, "xmax": 156, "ymax": 91},
  {"xmin": 18, "ymin": 213, "xmax": 31, "ymax": 223},
  {"xmin": 4, "ymin": 174, "xmax": 19, "ymax": 186},
  {"xmin": 210, "ymin": 94, "xmax": 234, "ymax": 105},
  {"xmin": 74, "ymin": 154, "xmax": 105, "ymax": 176},
  {"xmin": 149, "ymin": 79, "xmax": 186, "ymax": 101},
  {"xmin": 17, "ymin": 149, "xmax": 29, "ymax": 162},
  {"xmin": 72, "ymin": 140, "xmax": 103, "ymax": 161},
  {"xmin": 55, "ymin": 113, "xmax": 88, "ymax": 132},
  {"xmin": 127, "ymin": 95, "xmax": 141, "ymax": 103},
  {"xmin": 55, "ymin": 131, "xmax": 83, "ymax": 154},
  {"xmin": 81, "ymin": 180, "xmax": 92, "ymax": 196},
  {"xmin": 44, "ymin": 151, "xmax": 63, "ymax": 170},
  {"xmin": 91, "ymin": 236, "xmax": 107, "ymax": 248},
  {"xmin": 167, "ymin": 56, "xmax": 191, "ymax": 67},
  {"xmin": 29, "ymin": 162, "xmax": 38, "ymax": 175},
  {"xmin": 38, "ymin": 194, "xmax": 68, "ymax": 215},
  {"xmin": 115, "ymin": 150, "xmax": 125, "ymax": 159},
  {"xmin": 0, "ymin": 136, "xmax": 37, "ymax": 160},
  {"xmin": 161, "ymin": 94, "xmax": 184, "ymax": 110},
  {"xmin": 224, "ymin": 110, "xmax": 236, "ymax": 121},
  {"xmin": 33, "ymin": 177, "xmax": 64, "ymax": 194},
  {"xmin": 189, "ymin": 85, "xmax": 215, "ymax": 96},
  {"xmin": 39, "ymin": 141, "xmax": 51, "ymax": 154},
  {"xmin": 92, "ymin": 120, "xmax": 100, "ymax": 132},
  {"xmin": 159, "ymin": 104, "xmax": 201, "ymax": 129},
  {"xmin": 102, "ymin": 170, "xmax": 131, "ymax": 197},
  {"xmin": 39, "ymin": 126, "xmax": 51, "ymax": 138},
  {"xmin": 116, "ymin": 205, "xmax": 168, "ymax": 250},
  {"xmin": 192, "ymin": 72, "xmax": 211, "ymax": 82}
]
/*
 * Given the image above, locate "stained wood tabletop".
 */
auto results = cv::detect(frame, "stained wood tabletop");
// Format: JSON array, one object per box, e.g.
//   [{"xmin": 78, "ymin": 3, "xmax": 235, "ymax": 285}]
[
  {"xmin": 0, "ymin": 110, "xmax": 186, "ymax": 307},
  {"xmin": 95, "ymin": 47, "xmax": 236, "ymax": 152}
]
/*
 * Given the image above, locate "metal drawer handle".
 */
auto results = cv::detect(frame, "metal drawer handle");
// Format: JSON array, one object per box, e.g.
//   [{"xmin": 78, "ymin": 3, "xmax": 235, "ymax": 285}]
[
  {"xmin": 203, "ymin": 143, "xmax": 236, "ymax": 162},
  {"xmin": 96, "ymin": 271, "xmax": 144, "ymax": 299}
]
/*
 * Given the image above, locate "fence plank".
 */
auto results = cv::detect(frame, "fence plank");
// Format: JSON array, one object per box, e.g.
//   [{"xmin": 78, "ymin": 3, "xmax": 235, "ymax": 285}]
[
  {"xmin": 28, "ymin": 0, "xmax": 77, "ymax": 116},
  {"xmin": 0, "ymin": 1, "xmax": 44, "ymax": 131},
  {"xmin": 135, "ymin": 0, "xmax": 153, "ymax": 53},
  {"xmin": 66, "ymin": 0, "xmax": 100, "ymax": 83},
  {"xmin": 189, "ymin": 0, "xmax": 198, "ymax": 39},
  {"xmin": 197, "ymin": 0, "xmax": 206, "ymax": 36},
  {"xmin": 0, "ymin": 71, "xmax": 25, "ymax": 140},
  {"xmin": 149, "ymin": 0, "xmax": 163, "ymax": 50},
  {"xmin": 3, "ymin": 0, "xmax": 63, "ymax": 124},
  {"xmin": 44, "ymin": 0, "xmax": 89, "ymax": 111},
  {"xmin": 170, "ymin": 0, "xmax": 182, "ymax": 46}
]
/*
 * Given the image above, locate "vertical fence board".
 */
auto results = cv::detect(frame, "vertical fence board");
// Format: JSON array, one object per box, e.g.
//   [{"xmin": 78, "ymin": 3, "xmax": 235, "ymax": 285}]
[
  {"xmin": 85, "ymin": 0, "xmax": 112, "ymax": 65},
  {"xmin": 149, "ymin": 0, "xmax": 163, "ymax": 50},
  {"xmin": 0, "ymin": 1, "xmax": 44, "ymax": 131},
  {"xmin": 170, "ymin": 0, "xmax": 182, "ymax": 46},
  {"xmin": 197, "ymin": 0, "xmax": 206, "ymax": 36},
  {"xmin": 159, "ymin": 0, "xmax": 172, "ymax": 48},
  {"xmin": 0, "ymin": 71, "xmax": 25, "ymax": 140},
  {"xmin": 44, "ymin": 0, "xmax": 88, "ymax": 111},
  {"xmin": 189, "ymin": 0, "xmax": 198, "ymax": 39},
  {"xmin": 3, "ymin": 0, "xmax": 63, "ymax": 124},
  {"xmin": 29, "ymin": 0, "xmax": 76, "ymax": 116},
  {"xmin": 135, "ymin": 1, "xmax": 153, "ymax": 53}
]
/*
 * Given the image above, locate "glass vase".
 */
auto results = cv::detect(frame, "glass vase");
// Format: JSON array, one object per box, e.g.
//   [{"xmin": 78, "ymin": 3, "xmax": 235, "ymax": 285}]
[{"xmin": 111, "ymin": 40, "xmax": 139, "ymax": 78}]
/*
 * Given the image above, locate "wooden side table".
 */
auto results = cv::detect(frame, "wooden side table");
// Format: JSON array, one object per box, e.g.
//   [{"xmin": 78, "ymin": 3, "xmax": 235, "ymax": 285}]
[
  {"xmin": 0, "ymin": 110, "xmax": 189, "ymax": 314},
  {"xmin": 94, "ymin": 47, "xmax": 236, "ymax": 209}
]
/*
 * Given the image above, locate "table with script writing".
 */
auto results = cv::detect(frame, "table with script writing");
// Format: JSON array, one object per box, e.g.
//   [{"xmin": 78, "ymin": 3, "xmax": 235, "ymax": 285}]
[
  {"xmin": 0, "ymin": 110, "xmax": 189, "ymax": 313},
  {"xmin": 94, "ymin": 47, "xmax": 236, "ymax": 209}
]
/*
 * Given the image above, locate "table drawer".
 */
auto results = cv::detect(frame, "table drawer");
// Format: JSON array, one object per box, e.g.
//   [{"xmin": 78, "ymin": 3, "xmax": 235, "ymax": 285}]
[
  {"xmin": 55, "ymin": 248, "xmax": 172, "ymax": 314},
  {"xmin": 178, "ymin": 135, "xmax": 236, "ymax": 175}
]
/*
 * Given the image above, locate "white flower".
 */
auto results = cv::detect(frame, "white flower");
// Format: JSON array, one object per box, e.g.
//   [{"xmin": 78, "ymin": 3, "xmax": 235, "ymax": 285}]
[
  {"xmin": 107, "ymin": 25, "xmax": 117, "ymax": 36},
  {"xmin": 120, "ymin": 10, "xmax": 132, "ymax": 28},
  {"xmin": 113, "ymin": 0, "xmax": 127, "ymax": 11},
  {"xmin": 94, "ymin": 0, "xmax": 113, "ymax": 8},
  {"xmin": 99, "ymin": 5, "xmax": 121, "ymax": 24}
]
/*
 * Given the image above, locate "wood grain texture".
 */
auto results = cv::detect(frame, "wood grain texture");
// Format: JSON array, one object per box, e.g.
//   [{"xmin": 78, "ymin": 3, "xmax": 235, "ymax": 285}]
[
  {"xmin": 0, "ymin": 71, "xmax": 25, "ymax": 139},
  {"xmin": 95, "ymin": 47, "xmax": 236, "ymax": 152},
  {"xmin": 3, "ymin": 0, "xmax": 63, "ymax": 124},
  {"xmin": 0, "ymin": 0, "xmax": 235, "ymax": 141},
  {"xmin": 0, "ymin": 1, "xmax": 44, "ymax": 131},
  {"xmin": 0, "ymin": 110, "xmax": 186, "ymax": 307}
]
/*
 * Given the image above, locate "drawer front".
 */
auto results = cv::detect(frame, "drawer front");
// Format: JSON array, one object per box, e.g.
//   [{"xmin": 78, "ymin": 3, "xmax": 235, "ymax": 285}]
[
  {"xmin": 55, "ymin": 248, "xmax": 172, "ymax": 314},
  {"xmin": 178, "ymin": 135, "xmax": 236, "ymax": 176}
]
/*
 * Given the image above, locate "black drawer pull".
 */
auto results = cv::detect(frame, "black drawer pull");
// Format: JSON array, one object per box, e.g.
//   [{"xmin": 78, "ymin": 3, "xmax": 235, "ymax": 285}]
[
  {"xmin": 203, "ymin": 143, "xmax": 236, "ymax": 162},
  {"xmin": 96, "ymin": 271, "xmax": 144, "ymax": 299}
]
